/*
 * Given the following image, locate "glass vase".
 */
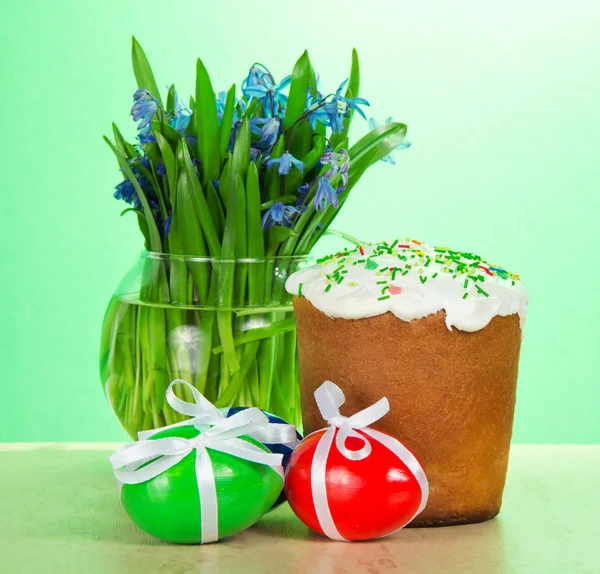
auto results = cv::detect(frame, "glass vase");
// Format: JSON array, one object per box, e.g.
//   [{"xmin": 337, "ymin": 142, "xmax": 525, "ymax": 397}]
[{"xmin": 100, "ymin": 252, "xmax": 311, "ymax": 439}]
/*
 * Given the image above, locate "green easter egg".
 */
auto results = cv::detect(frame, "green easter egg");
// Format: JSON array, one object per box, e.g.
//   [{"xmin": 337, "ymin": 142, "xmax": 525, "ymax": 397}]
[{"xmin": 120, "ymin": 425, "xmax": 283, "ymax": 543}]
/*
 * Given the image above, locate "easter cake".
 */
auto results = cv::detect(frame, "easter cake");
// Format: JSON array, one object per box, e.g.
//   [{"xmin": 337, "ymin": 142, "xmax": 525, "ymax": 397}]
[{"xmin": 286, "ymin": 238, "xmax": 528, "ymax": 526}]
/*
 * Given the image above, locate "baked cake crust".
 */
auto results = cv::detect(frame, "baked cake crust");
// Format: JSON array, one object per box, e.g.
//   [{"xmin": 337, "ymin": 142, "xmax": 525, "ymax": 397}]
[{"xmin": 294, "ymin": 296, "xmax": 522, "ymax": 527}]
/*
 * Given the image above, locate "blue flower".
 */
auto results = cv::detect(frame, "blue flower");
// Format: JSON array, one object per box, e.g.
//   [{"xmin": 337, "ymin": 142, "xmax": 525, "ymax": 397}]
[
  {"xmin": 313, "ymin": 176, "xmax": 341, "ymax": 211},
  {"xmin": 236, "ymin": 97, "xmax": 247, "ymax": 118},
  {"xmin": 217, "ymin": 90, "xmax": 247, "ymax": 125},
  {"xmin": 216, "ymin": 91, "xmax": 228, "ymax": 122},
  {"xmin": 243, "ymin": 66, "xmax": 272, "ymax": 91},
  {"xmin": 314, "ymin": 73, "xmax": 325, "ymax": 99},
  {"xmin": 243, "ymin": 66, "xmax": 291, "ymax": 116},
  {"xmin": 334, "ymin": 79, "xmax": 370, "ymax": 118},
  {"xmin": 298, "ymin": 182, "xmax": 311, "ymax": 195},
  {"xmin": 170, "ymin": 89, "xmax": 192, "ymax": 134},
  {"xmin": 163, "ymin": 213, "xmax": 172, "ymax": 237},
  {"xmin": 322, "ymin": 103, "xmax": 344, "ymax": 132},
  {"xmin": 131, "ymin": 89, "xmax": 159, "ymax": 140},
  {"xmin": 323, "ymin": 79, "xmax": 370, "ymax": 133},
  {"xmin": 306, "ymin": 90, "xmax": 330, "ymax": 130},
  {"xmin": 137, "ymin": 132, "xmax": 156, "ymax": 145},
  {"xmin": 266, "ymin": 151, "xmax": 304, "ymax": 175},
  {"xmin": 249, "ymin": 117, "xmax": 263, "ymax": 136},
  {"xmin": 156, "ymin": 162, "xmax": 166, "ymax": 177},
  {"xmin": 368, "ymin": 117, "xmax": 411, "ymax": 165},
  {"xmin": 114, "ymin": 179, "xmax": 136, "ymax": 204},
  {"xmin": 261, "ymin": 202, "xmax": 300, "ymax": 230},
  {"xmin": 295, "ymin": 182, "xmax": 312, "ymax": 206},
  {"xmin": 251, "ymin": 116, "xmax": 281, "ymax": 146},
  {"xmin": 320, "ymin": 149, "xmax": 350, "ymax": 189},
  {"xmin": 113, "ymin": 158, "xmax": 152, "ymax": 207}
]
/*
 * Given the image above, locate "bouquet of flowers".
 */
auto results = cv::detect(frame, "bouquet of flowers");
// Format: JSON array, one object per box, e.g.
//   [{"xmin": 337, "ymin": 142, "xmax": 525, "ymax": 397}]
[{"xmin": 100, "ymin": 38, "xmax": 409, "ymax": 436}]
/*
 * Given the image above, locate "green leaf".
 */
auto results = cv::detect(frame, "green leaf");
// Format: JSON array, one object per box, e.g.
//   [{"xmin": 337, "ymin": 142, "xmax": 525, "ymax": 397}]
[
  {"xmin": 266, "ymin": 226, "xmax": 297, "ymax": 256},
  {"xmin": 229, "ymin": 116, "xmax": 251, "ymax": 187},
  {"xmin": 332, "ymin": 134, "xmax": 349, "ymax": 153},
  {"xmin": 175, "ymin": 168, "xmax": 209, "ymax": 302},
  {"xmin": 322, "ymin": 228, "xmax": 365, "ymax": 246},
  {"xmin": 147, "ymin": 306, "xmax": 168, "ymax": 408},
  {"xmin": 284, "ymin": 134, "xmax": 326, "ymax": 194},
  {"xmin": 127, "ymin": 162, "xmax": 167, "ymax": 225},
  {"xmin": 330, "ymin": 49, "xmax": 360, "ymax": 149},
  {"xmin": 166, "ymin": 84, "xmax": 176, "ymax": 113},
  {"xmin": 284, "ymin": 51, "xmax": 316, "ymax": 129},
  {"xmin": 112, "ymin": 123, "xmax": 127, "ymax": 157},
  {"xmin": 175, "ymin": 169, "xmax": 207, "ymax": 255},
  {"xmin": 349, "ymin": 122, "xmax": 407, "ymax": 166},
  {"xmin": 195, "ymin": 57, "xmax": 220, "ymax": 185},
  {"xmin": 217, "ymin": 114, "xmax": 250, "ymax": 254},
  {"xmin": 124, "ymin": 141, "xmax": 138, "ymax": 159},
  {"xmin": 153, "ymin": 131, "xmax": 177, "ymax": 206},
  {"xmin": 120, "ymin": 207, "xmax": 143, "ymax": 217},
  {"xmin": 242, "ymin": 97, "xmax": 259, "ymax": 119},
  {"xmin": 212, "ymin": 318, "xmax": 296, "ymax": 354},
  {"xmin": 206, "ymin": 180, "xmax": 225, "ymax": 240},
  {"xmin": 180, "ymin": 145, "xmax": 222, "ymax": 258},
  {"xmin": 214, "ymin": 341, "xmax": 260, "ymax": 406},
  {"xmin": 151, "ymin": 120, "xmax": 185, "ymax": 147},
  {"xmin": 234, "ymin": 305, "xmax": 293, "ymax": 317},
  {"xmin": 246, "ymin": 162, "xmax": 265, "ymax": 305},
  {"xmin": 164, "ymin": 200, "xmax": 188, "ymax": 306},
  {"xmin": 104, "ymin": 136, "xmax": 162, "ymax": 252},
  {"xmin": 233, "ymin": 174, "xmax": 248, "ymax": 306},
  {"xmin": 265, "ymin": 136, "xmax": 285, "ymax": 201},
  {"xmin": 234, "ymin": 174, "xmax": 247, "ymax": 260},
  {"xmin": 284, "ymin": 51, "xmax": 317, "ymax": 158},
  {"xmin": 135, "ymin": 212, "xmax": 151, "ymax": 249},
  {"xmin": 219, "ymin": 84, "xmax": 236, "ymax": 164},
  {"xmin": 126, "ymin": 160, "xmax": 168, "ymax": 222},
  {"xmin": 217, "ymin": 120, "xmax": 250, "ymax": 375},
  {"xmin": 131, "ymin": 37, "xmax": 163, "ymax": 107},
  {"xmin": 218, "ymin": 157, "xmax": 231, "ymax": 211},
  {"xmin": 112, "ymin": 123, "xmax": 137, "ymax": 159},
  {"xmin": 278, "ymin": 191, "xmax": 315, "ymax": 256}
]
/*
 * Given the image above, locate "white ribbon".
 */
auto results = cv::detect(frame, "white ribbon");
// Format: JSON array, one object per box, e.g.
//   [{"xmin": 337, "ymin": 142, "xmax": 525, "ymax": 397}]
[
  {"xmin": 310, "ymin": 381, "xmax": 429, "ymax": 541},
  {"xmin": 110, "ymin": 380, "xmax": 287, "ymax": 544},
  {"xmin": 138, "ymin": 380, "xmax": 299, "ymax": 448},
  {"xmin": 219, "ymin": 407, "xmax": 300, "ymax": 449}
]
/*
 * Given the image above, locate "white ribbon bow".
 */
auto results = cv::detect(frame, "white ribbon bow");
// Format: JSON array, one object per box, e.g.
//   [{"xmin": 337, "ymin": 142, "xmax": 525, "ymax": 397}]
[
  {"xmin": 110, "ymin": 380, "xmax": 286, "ymax": 544},
  {"xmin": 311, "ymin": 381, "xmax": 429, "ymax": 541},
  {"xmin": 138, "ymin": 379, "xmax": 299, "ymax": 447}
]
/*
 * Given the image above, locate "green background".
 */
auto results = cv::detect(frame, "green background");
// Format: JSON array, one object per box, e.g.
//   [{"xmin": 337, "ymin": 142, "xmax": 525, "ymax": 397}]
[{"xmin": 1, "ymin": 0, "xmax": 598, "ymax": 443}]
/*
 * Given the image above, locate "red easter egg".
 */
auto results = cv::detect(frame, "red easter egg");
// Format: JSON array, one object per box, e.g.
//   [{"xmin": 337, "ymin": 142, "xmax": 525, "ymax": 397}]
[{"xmin": 285, "ymin": 428, "xmax": 425, "ymax": 541}]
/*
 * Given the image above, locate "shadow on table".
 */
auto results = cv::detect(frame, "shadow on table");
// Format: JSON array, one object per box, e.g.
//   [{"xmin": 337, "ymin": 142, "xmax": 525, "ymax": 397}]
[{"xmin": 254, "ymin": 505, "xmax": 510, "ymax": 573}]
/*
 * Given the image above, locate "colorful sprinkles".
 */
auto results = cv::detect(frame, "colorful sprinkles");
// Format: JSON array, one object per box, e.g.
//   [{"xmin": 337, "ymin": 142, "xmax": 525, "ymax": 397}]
[{"xmin": 312, "ymin": 239, "xmax": 520, "ymax": 302}]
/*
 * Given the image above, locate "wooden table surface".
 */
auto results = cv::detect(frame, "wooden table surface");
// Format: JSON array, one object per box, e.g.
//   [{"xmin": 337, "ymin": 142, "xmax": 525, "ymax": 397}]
[{"xmin": 0, "ymin": 444, "xmax": 598, "ymax": 574}]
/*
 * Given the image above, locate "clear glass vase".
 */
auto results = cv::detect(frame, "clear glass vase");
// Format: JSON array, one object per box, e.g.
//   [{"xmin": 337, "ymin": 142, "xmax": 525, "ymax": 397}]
[{"xmin": 100, "ymin": 251, "xmax": 311, "ymax": 439}]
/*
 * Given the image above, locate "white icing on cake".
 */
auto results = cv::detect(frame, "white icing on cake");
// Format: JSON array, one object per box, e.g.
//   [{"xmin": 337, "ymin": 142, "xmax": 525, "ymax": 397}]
[{"xmin": 285, "ymin": 239, "xmax": 528, "ymax": 332}]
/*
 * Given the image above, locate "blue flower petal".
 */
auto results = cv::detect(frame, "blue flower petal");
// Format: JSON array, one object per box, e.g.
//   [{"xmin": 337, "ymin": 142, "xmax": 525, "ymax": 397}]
[
  {"xmin": 277, "ymin": 75, "xmax": 292, "ymax": 90},
  {"xmin": 244, "ymin": 85, "xmax": 268, "ymax": 99}
]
